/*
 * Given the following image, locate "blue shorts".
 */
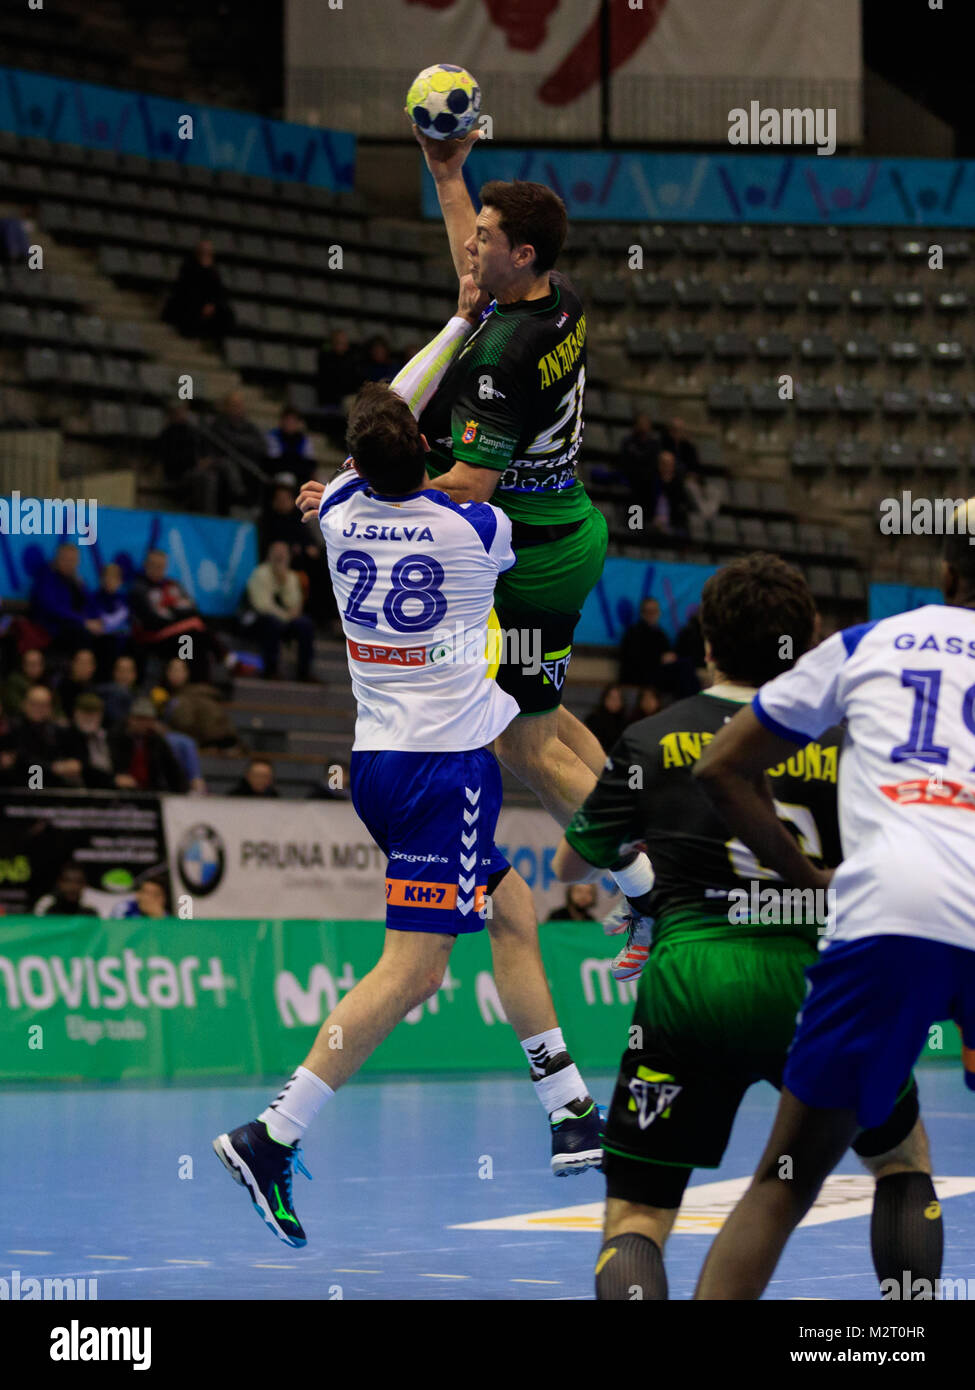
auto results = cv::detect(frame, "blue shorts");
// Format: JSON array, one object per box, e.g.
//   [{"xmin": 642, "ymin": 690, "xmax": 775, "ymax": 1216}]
[
  {"xmin": 784, "ymin": 935, "xmax": 975, "ymax": 1129},
  {"xmin": 350, "ymin": 747, "xmax": 509, "ymax": 935}
]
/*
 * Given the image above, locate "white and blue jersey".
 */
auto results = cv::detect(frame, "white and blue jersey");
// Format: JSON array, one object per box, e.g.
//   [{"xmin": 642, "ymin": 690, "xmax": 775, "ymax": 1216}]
[
  {"xmin": 318, "ymin": 467, "xmax": 519, "ymax": 932},
  {"xmin": 318, "ymin": 468, "xmax": 519, "ymax": 753},
  {"xmin": 754, "ymin": 604, "xmax": 975, "ymax": 952}
]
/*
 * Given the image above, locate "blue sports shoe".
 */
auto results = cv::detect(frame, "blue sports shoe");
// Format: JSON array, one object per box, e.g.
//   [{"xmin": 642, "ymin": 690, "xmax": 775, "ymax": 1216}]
[
  {"xmin": 213, "ymin": 1119, "xmax": 312, "ymax": 1247},
  {"xmin": 551, "ymin": 1100, "xmax": 606, "ymax": 1176}
]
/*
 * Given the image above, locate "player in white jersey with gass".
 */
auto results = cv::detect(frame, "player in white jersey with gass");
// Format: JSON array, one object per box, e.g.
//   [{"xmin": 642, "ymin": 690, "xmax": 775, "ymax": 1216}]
[
  {"xmin": 213, "ymin": 379, "xmax": 603, "ymax": 1250},
  {"xmin": 689, "ymin": 503, "xmax": 975, "ymax": 1300}
]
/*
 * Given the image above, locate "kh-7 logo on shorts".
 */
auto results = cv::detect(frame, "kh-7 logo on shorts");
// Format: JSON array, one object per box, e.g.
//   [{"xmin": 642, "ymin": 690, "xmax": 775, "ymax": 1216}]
[{"xmin": 627, "ymin": 1066, "xmax": 682, "ymax": 1130}]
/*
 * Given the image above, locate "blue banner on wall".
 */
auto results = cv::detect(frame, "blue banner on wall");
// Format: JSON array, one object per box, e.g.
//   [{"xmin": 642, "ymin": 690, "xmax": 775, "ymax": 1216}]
[
  {"xmin": 424, "ymin": 149, "xmax": 975, "ymax": 226},
  {"xmin": 577, "ymin": 556, "xmax": 717, "ymax": 648},
  {"xmin": 869, "ymin": 583, "xmax": 943, "ymax": 622},
  {"xmin": 0, "ymin": 502, "xmax": 256, "ymax": 617},
  {"xmin": 0, "ymin": 67, "xmax": 355, "ymax": 191}
]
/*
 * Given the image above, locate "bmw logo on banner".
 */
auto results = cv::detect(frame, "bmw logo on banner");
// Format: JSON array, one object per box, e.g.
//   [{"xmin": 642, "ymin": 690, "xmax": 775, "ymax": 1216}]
[{"xmin": 176, "ymin": 824, "xmax": 226, "ymax": 896}]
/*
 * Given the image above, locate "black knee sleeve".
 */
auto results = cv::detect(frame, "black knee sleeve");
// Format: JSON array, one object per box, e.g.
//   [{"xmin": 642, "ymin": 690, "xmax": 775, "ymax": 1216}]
[
  {"xmin": 595, "ymin": 1232, "xmax": 667, "ymax": 1301},
  {"xmin": 872, "ymin": 1171, "xmax": 944, "ymax": 1297}
]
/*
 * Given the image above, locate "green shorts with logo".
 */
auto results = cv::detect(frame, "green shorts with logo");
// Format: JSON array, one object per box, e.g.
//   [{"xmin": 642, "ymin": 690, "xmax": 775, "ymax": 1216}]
[
  {"xmin": 493, "ymin": 504, "xmax": 608, "ymax": 716},
  {"xmin": 602, "ymin": 922, "xmax": 919, "ymax": 1208}
]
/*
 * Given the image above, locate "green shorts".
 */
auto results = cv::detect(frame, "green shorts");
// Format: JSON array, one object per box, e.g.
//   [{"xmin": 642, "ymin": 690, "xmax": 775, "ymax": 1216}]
[
  {"xmin": 602, "ymin": 933, "xmax": 919, "ymax": 1207},
  {"xmin": 493, "ymin": 505, "xmax": 608, "ymax": 716}
]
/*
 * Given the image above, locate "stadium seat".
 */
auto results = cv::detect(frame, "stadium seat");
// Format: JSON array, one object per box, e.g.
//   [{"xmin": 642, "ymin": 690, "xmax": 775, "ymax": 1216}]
[
  {"xmin": 930, "ymin": 340, "xmax": 966, "ymax": 370},
  {"xmin": 225, "ymin": 338, "xmax": 259, "ymax": 371},
  {"xmin": 128, "ymin": 406, "xmax": 166, "ymax": 439},
  {"xmin": 935, "ymin": 289, "xmax": 968, "ymax": 315},
  {"xmin": 843, "ymin": 334, "xmax": 882, "ymax": 365},
  {"xmin": 836, "ymin": 384, "xmax": 877, "ymax": 416},
  {"xmin": 892, "ymin": 235, "xmax": 927, "ymax": 268},
  {"xmin": 755, "ymin": 333, "xmax": 794, "ymax": 362},
  {"xmin": 728, "ymin": 478, "xmax": 760, "ymax": 510},
  {"xmin": 674, "ymin": 277, "xmax": 715, "ymax": 312},
  {"xmin": 719, "ymin": 281, "xmax": 759, "ymax": 312},
  {"xmin": 890, "ymin": 285, "xmax": 925, "ymax": 316},
  {"xmin": 761, "ymin": 283, "xmax": 801, "ymax": 314},
  {"xmin": 749, "ymin": 383, "xmax": 788, "ymax": 416},
  {"xmin": 625, "ymin": 327, "xmax": 665, "ymax": 359},
  {"xmin": 259, "ymin": 342, "xmax": 294, "ymax": 374},
  {"xmin": 707, "ymin": 382, "xmax": 747, "ymax": 416},
  {"xmin": 101, "ymin": 357, "xmax": 137, "ymax": 393},
  {"xmin": 850, "ymin": 231, "xmax": 888, "ymax": 269},
  {"xmin": 592, "ymin": 276, "xmax": 630, "ymax": 308},
  {"xmin": 90, "ymin": 401, "xmax": 127, "ymax": 436},
  {"xmin": 767, "ymin": 519, "xmax": 797, "ymax": 550},
  {"xmin": 806, "ymin": 282, "xmax": 845, "ymax": 315},
  {"xmin": 232, "ymin": 300, "xmax": 265, "ymax": 332},
  {"xmin": 926, "ymin": 389, "xmax": 965, "ymax": 420},
  {"xmin": 721, "ymin": 226, "xmax": 763, "ymax": 262},
  {"xmin": 799, "ymin": 333, "xmax": 838, "ymax": 365},
  {"xmin": 73, "ymin": 315, "xmax": 109, "ymax": 348},
  {"xmin": 666, "ymin": 329, "xmax": 708, "ymax": 361},
  {"xmin": 886, "ymin": 338, "xmax": 923, "ymax": 370},
  {"xmin": 25, "ymin": 347, "xmax": 59, "ymax": 381},
  {"xmin": 641, "ymin": 225, "xmax": 679, "ymax": 266},
  {"xmin": 837, "ymin": 570, "xmax": 866, "ymax": 602},
  {"xmin": 634, "ymin": 276, "xmax": 674, "ymax": 308},
  {"xmin": 882, "ymin": 388, "xmax": 921, "ymax": 418},
  {"xmin": 850, "ymin": 284, "xmax": 888, "ymax": 315},
  {"xmin": 266, "ymin": 306, "xmax": 299, "ymax": 336},
  {"xmin": 768, "ymin": 228, "xmax": 809, "ymax": 263},
  {"xmin": 797, "ymin": 523, "xmax": 828, "ymax": 554},
  {"xmin": 711, "ymin": 516, "xmax": 741, "ymax": 547},
  {"xmin": 679, "ymin": 226, "xmax": 721, "ymax": 260},
  {"xmin": 835, "ymin": 438, "xmax": 876, "ymax": 474},
  {"xmin": 739, "ymin": 517, "xmax": 769, "ymax": 548},
  {"xmin": 711, "ymin": 331, "xmax": 751, "ymax": 363},
  {"xmin": 0, "ymin": 303, "xmax": 33, "ymax": 339},
  {"xmin": 795, "ymin": 384, "xmax": 836, "ymax": 418},
  {"xmin": 879, "ymin": 441, "xmax": 921, "ymax": 472},
  {"xmin": 923, "ymin": 443, "xmax": 961, "ymax": 474}
]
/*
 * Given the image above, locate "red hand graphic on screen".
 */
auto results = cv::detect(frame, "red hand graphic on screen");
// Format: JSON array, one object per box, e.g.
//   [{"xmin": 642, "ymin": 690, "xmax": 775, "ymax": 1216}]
[
  {"xmin": 404, "ymin": 0, "xmax": 667, "ymax": 104},
  {"xmin": 539, "ymin": 0, "xmax": 668, "ymax": 105}
]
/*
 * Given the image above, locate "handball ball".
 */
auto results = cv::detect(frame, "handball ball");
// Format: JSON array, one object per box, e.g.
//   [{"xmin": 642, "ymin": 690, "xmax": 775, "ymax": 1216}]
[{"xmin": 406, "ymin": 63, "xmax": 481, "ymax": 140}]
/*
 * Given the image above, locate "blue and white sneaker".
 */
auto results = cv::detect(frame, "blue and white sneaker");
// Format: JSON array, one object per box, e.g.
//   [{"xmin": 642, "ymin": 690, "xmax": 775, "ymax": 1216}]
[
  {"xmin": 213, "ymin": 1119, "xmax": 312, "ymax": 1247},
  {"xmin": 551, "ymin": 1099, "xmax": 606, "ymax": 1176}
]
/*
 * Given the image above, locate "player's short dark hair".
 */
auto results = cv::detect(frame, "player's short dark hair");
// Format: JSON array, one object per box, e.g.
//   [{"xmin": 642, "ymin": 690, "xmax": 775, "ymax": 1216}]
[
  {"xmin": 479, "ymin": 180, "xmax": 567, "ymax": 274},
  {"xmin": 700, "ymin": 553, "xmax": 816, "ymax": 685},
  {"xmin": 346, "ymin": 382, "xmax": 426, "ymax": 495},
  {"xmin": 942, "ymin": 499, "xmax": 975, "ymax": 595}
]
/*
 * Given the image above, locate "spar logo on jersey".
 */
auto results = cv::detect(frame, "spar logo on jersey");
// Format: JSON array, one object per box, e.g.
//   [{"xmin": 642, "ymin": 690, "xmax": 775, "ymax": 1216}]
[
  {"xmin": 461, "ymin": 420, "xmax": 478, "ymax": 444},
  {"xmin": 627, "ymin": 1066, "xmax": 682, "ymax": 1130},
  {"xmin": 880, "ymin": 776, "xmax": 975, "ymax": 812},
  {"xmin": 555, "ymin": 312, "xmax": 569, "ymax": 328}
]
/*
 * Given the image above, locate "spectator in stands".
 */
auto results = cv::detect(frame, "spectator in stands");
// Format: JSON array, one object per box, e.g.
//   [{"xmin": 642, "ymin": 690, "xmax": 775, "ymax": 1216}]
[
  {"xmin": 317, "ymin": 328, "xmax": 361, "ymax": 409},
  {"xmin": 98, "ymin": 653, "xmax": 141, "ymax": 729},
  {"xmin": 650, "ymin": 451, "xmax": 691, "ymax": 536},
  {"xmin": 154, "ymin": 657, "xmax": 238, "ymax": 751},
  {"xmin": 1, "ymin": 647, "xmax": 59, "ymax": 717},
  {"xmin": 627, "ymin": 686, "xmax": 664, "ymax": 725},
  {"xmin": 157, "ymin": 403, "xmax": 235, "ymax": 514},
  {"xmin": 305, "ymin": 760, "xmax": 351, "ymax": 800},
  {"xmin": 360, "ymin": 334, "xmax": 400, "ymax": 383},
  {"xmin": 162, "ymin": 238, "xmax": 234, "ymax": 344},
  {"xmin": 109, "ymin": 696, "xmax": 188, "ymax": 794},
  {"xmin": 84, "ymin": 563, "xmax": 131, "ymax": 674},
  {"xmin": 130, "ymin": 548, "xmax": 227, "ymax": 684},
  {"xmin": 30, "ymin": 543, "xmax": 99, "ymax": 654},
  {"xmin": 56, "ymin": 647, "xmax": 99, "ymax": 720},
  {"xmin": 9, "ymin": 685, "xmax": 81, "ymax": 788},
  {"xmin": 246, "ymin": 541, "xmax": 316, "ymax": 681},
  {"xmin": 267, "ymin": 408, "xmax": 317, "ymax": 488},
  {"xmin": 675, "ymin": 608, "xmax": 707, "ymax": 672},
  {"xmin": 659, "ymin": 416, "xmax": 700, "ymax": 476},
  {"xmin": 684, "ymin": 470, "xmax": 725, "ymax": 522},
  {"xmin": 228, "ymin": 755, "xmax": 280, "ymax": 798},
  {"xmin": 584, "ymin": 683, "xmax": 628, "ymax": 753},
  {"xmin": 619, "ymin": 597, "xmax": 677, "ymax": 688},
  {"xmin": 0, "ymin": 692, "xmax": 14, "ymax": 783},
  {"xmin": 259, "ymin": 482, "xmax": 335, "ymax": 630},
  {"xmin": 208, "ymin": 390, "xmax": 267, "ymax": 491},
  {"xmin": 618, "ymin": 413, "xmax": 660, "ymax": 509},
  {"xmin": 34, "ymin": 863, "xmax": 99, "ymax": 918},
  {"xmin": 62, "ymin": 692, "xmax": 117, "ymax": 790},
  {"xmin": 164, "ymin": 729, "xmax": 207, "ymax": 796},
  {"xmin": 546, "ymin": 884, "xmax": 598, "ymax": 922},
  {"xmin": 127, "ymin": 877, "xmax": 171, "ymax": 919}
]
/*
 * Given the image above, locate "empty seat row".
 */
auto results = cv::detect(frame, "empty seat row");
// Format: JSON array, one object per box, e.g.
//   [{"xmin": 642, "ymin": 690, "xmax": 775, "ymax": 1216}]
[
  {"xmin": 792, "ymin": 438, "xmax": 974, "ymax": 473},
  {"xmin": 0, "ymin": 304, "xmax": 143, "ymax": 353},
  {"xmin": 707, "ymin": 381, "xmax": 975, "ymax": 417},
  {"xmin": 88, "ymin": 402, "xmax": 166, "ymax": 439},
  {"xmin": 224, "ymin": 339, "xmax": 318, "ymax": 378},
  {"xmin": 592, "ymin": 275, "xmax": 967, "ymax": 315},
  {"xmin": 23, "ymin": 351, "xmax": 210, "ymax": 401}
]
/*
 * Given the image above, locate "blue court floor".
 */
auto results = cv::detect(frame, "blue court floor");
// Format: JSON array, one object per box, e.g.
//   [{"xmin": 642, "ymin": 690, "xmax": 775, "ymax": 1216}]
[{"xmin": 6, "ymin": 1064, "xmax": 975, "ymax": 1300}]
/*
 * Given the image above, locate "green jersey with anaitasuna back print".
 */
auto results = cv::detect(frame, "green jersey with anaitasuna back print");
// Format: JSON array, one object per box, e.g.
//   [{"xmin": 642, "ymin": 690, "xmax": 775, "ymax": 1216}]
[{"xmin": 417, "ymin": 272, "xmax": 593, "ymax": 527}]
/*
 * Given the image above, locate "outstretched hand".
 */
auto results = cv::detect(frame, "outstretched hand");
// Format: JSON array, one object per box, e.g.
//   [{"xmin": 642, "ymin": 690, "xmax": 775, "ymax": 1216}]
[{"xmin": 410, "ymin": 122, "xmax": 482, "ymax": 180}]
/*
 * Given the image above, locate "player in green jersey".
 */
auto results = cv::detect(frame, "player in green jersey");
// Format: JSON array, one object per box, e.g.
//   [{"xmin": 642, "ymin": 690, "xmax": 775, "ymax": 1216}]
[{"xmin": 553, "ymin": 554, "xmax": 942, "ymax": 1300}]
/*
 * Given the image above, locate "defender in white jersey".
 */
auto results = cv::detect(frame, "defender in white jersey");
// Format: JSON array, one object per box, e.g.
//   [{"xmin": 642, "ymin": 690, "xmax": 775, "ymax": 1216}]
[
  {"xmin": 213, "ymin": 383, "xmax": 603, "ymax": 1250},
  {"xmin": 692, "ymin": 511, "xmax": 975, "ymax": 1300}
]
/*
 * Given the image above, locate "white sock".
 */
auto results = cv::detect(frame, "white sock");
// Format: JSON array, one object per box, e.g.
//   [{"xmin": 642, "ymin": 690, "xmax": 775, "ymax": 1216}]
[
  {"xmin": 611, "ymin": 851, "xmax": 655, "ymax": 902},
  {"xmin": 259, "ymin": 1066, "xmax": 334, "ymax": 1145},
  {"xmin": 521, "ymin": 1027, "xmax": 567, "ymax": 1078},
  {"xmin": 521, "ymin": 1029, "xmax": 589, "ymax": 1119}
]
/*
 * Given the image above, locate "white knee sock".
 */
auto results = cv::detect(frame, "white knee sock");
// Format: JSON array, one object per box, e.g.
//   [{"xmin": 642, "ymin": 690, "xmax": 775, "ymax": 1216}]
[
  {"xmin": 259, "ymin": 1066, "xmax": 334, "ymax": 1145},
  {"xmin": 521, "ymin": 1028, "xmax": 589, "ymax": 1119}
]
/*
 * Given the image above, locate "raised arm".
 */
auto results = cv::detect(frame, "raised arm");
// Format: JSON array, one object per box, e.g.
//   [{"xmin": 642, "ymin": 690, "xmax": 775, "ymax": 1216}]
[{"xmin": 412, "ymin": 125, "xmax": 482, "ymax": 281}]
